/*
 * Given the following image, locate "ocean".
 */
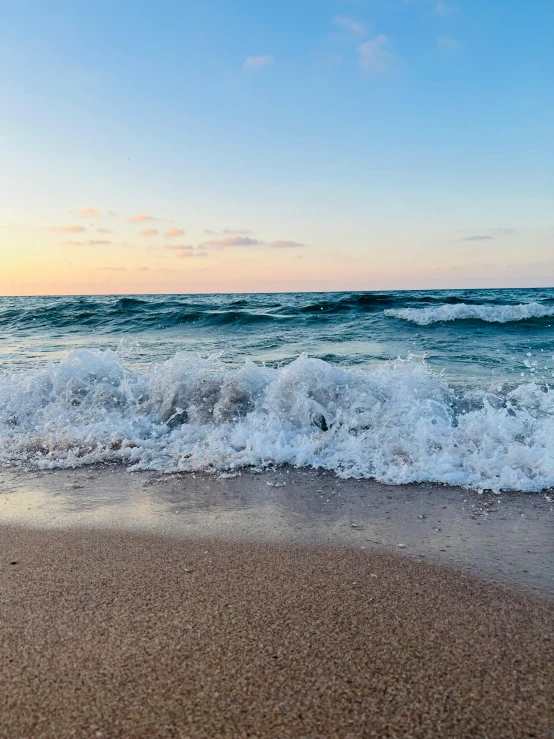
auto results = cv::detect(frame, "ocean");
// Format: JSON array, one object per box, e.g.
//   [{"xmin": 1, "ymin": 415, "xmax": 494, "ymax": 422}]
[{"xmin": 0, "ymin": 288, "xmax": 553, "ymax": 492}]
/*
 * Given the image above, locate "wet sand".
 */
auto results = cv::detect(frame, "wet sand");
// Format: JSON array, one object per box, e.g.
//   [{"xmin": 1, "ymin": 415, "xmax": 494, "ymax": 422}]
[
  {"xmin": 1, "ymin": 465, "xmax": 553, "ymax": 598},
  {"xmin": 2, "ymin": 525, "xmax": 553, "ymax": 739}
]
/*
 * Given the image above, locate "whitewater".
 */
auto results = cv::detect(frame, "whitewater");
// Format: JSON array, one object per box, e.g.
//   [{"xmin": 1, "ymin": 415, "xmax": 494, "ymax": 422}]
[
  {"xmin": 385, "ymin": 302, "xmax": 554, "ymax": 326},
  {"xmin": 1, "ymin": 348, "xmax": 553, "ymax": 492},
  {"xmin": 0, "ymin": 288, "xmax": 553, "ymax": 492}
]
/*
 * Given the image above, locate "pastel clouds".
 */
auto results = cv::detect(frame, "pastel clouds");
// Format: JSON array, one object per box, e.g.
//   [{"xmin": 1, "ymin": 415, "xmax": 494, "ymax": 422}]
[
  {"xmin": 61, "ymin": 239, "xmax": 111, "ymax": 246},
  {"xmin": 223, "ymin": 228, "xmax": 252, "ymax": 235},
  {"xmin": 165, "ymin": 226, "xmax": 184, "ymax": 237},
  {"xmin": 165, "ymin": 244, "xmax": 208, "ymax": 258},
  {"xmin": 269, "ymin": 240, "xmax": 304, "ymax": 249},
  {"xmin": 358, "ymin": 35, "xmax": 392, "ymax": 76},
  {"xmin": 50, "ymin": 224, "xmax": 86, "ymax": 233},
  {"xmin": 178, "ymin": 251, "xmax": 208, "ymax": 259},
  {"xmin": 129, "ymin": 214, "xmax": 158, "ymax": 223},
  {"xmin": 78, "ymin": 207, "xmax": 100, "ymax": 218},
  {"xmin": 244, "ymin": 55, "xmax": 273, "ymax": 71},
  {"xmin": 462, "ymin": 235, "xmax": 494, "ymax": 242},
  {"xmin": 140, "ymin": 228, "xmax": 159, "ymax": 236},
  {"xmin": 202, "ymin": 236, "xmax": 263, "ymax": 247}
]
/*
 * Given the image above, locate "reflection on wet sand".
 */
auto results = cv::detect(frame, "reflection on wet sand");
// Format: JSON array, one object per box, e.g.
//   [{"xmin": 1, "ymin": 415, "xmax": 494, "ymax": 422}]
[{"xmin": 0, "ymin": 465, "xmax": 552, "ymax": 599}]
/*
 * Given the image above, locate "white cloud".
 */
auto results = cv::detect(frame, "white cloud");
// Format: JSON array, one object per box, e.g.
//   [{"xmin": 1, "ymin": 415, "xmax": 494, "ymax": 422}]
[
  {"xmin": 244, "ymin": 55, "xmax": 274, "ymax": 72},
  {"xmin": 435, "ymin": 2, "xmax": 459, "ymax": 17},
  {"xmin": 333, "ymin": 15, "xmax": 366, "ymax": 37},
  {"xmin": 438, "ymin": 35, "xmax": 461, "ymax": 49},
  {"xmin": 357, "ymin": 35, "xmax": 392, "ymax": 76}
]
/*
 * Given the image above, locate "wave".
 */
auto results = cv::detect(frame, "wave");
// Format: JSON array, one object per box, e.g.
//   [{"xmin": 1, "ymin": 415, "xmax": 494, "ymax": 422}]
[
  {"xmin": 385, "ymin": 302, "xmax": 554, "ymax": 326},
  {"xmin": 1, "ymin": 349, "xmax": 552, "ymax": 492}
]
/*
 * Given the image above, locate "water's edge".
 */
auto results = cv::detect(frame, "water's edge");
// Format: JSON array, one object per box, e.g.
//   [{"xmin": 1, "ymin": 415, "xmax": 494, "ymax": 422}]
[{"xmin": 1, "ymin": 464, "xmax": 552, "ymax": 599}]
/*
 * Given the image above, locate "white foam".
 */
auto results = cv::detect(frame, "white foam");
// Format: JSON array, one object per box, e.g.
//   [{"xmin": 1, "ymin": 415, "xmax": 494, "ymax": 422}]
[
  {"xmin": 384, "ymin": 302, "xmax": 554, "ymax": 325},
  {"xmin": 0, "ymin": 349, "xmax": 553, "ymax": 492}
]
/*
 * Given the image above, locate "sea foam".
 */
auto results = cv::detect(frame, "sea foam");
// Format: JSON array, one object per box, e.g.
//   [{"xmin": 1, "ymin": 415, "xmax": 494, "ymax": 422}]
[
  {"xmin": 0, "ymin": 349, "xmax": 553, "ymax": 492},
  {"xmin": 385, "ymin": 302, "xmax": 554, "ymax": 325}
]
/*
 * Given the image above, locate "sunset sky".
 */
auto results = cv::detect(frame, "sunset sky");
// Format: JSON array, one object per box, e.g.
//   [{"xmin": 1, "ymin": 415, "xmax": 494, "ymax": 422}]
[{"xmin": 1, "ymin": 0, "xmax": 553, "ymax": 295}]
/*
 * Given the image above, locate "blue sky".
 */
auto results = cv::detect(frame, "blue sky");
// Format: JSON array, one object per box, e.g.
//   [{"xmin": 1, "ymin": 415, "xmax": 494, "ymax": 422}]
[{"xmin": 1, "ymin": 0, "xmax": 553, "ymax": 294}]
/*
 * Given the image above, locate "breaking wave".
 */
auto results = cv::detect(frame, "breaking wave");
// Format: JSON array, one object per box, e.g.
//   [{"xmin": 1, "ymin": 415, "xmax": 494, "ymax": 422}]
[
  {"xmin": 385, "ymin": 302, "xmax": 554, "ymax": 326},
  {"xmin": 1, "ymin": 349, "xmax": 552, "ymax": 493}
]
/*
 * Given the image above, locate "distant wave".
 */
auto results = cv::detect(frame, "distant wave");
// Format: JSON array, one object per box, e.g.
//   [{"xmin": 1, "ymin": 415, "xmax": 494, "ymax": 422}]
[
  {"xmin": 385, "ymin": 302, "xmax": 554, "ymax": 326},
  {"xmin": 1, "ymin": 349, "xmax": 552, "ymax": 492}
]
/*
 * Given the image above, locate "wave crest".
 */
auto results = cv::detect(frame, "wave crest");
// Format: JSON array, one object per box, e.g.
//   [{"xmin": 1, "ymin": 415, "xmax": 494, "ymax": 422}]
[
  {"xmin": 0, "ymin": 350, "xmax": 553, "ymax": 492},
  {"xmin": 385, "ymin": 302, "xmax": 554, "ymax": 326}
]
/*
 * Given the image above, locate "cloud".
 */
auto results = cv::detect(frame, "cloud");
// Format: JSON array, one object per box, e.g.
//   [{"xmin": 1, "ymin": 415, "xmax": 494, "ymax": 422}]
[
  {"xmin": 97, "ymin": 228, "xmax": 113, "ymax": 234},
  {"xmin": 107, "ymin": 210, "xmax": 117, "ymax": 217},
  {"xmin": 99, "ymin": 267, "xmax": 127, "ymax": 272},
  {"xmin": 438, "ymin": 36, "xmax": 461, "ymax": 49},
  {"xmin": 222, "ymin": 228, "xmax": 252, "ymax": 235},
  {"xmin": 357, "ymin": 35, "xmax": 392, "ymax": 76},
  {"xmin": 129, "ymin": 214, "xmax": 158, "ymax": 223},
  {"xmin": 177, "ymin": 251, "xmax": 208, "ymax": 259},
  {"xmin": 333, "ymin": 15, "xmax": 366, "ymax": 37},
  {"xmin": 202, "ymin": 236, "xmax": 263, "ymax": 248},
  {"xmin": 435, "ymin": 2, "xmax": 459, "ymax": 17},
  {"xmin": 165, "ymin": 245, "xmax": 208, "ymax": 259},
  {"xmin": 269, "ymin": 240, "xmax": 304, "ymax": 249},
  {"xmin": 461, "ymin": 235, "xmax": 494, "ymax": 242},
  {"xmin": 165, "ymin": 226, "xmax": 184, "ymax": 237},
  {"xmin": 326, "ymin": 53, "xmax": 343, "ymax": 67},
  {"xmin": 139, "ymin": 228, "xmax": 159, "ymax": 236},
  {"xmin": 493, "ymin": 228, "xmax": 516, "ymax": 235},
  {"xmin": 62, "ymin": 239, "xmax": 111, "ymax": 246},
  {"xmin": 78, "ymin": 207, "xmax": 100, "ymax": 218},
  {"xmin": 204, "ymin": 229, "xmax": 216, "ymax": 234},
  {"xmin": 50, "ymin": 224, "xmax": 86, "ymax": 233},
  {"xmin": 244, "ymin": 55, "xmax": 274, "ymax": 71}
]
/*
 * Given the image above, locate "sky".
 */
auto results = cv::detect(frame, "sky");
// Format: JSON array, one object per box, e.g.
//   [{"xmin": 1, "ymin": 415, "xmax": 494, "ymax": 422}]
[{"xmin": 1, "ymin": 0, "xmax": 553, "ymax": 296}]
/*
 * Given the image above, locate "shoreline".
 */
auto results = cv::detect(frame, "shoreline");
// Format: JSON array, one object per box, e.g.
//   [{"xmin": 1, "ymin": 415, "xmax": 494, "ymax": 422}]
[
  {"xmin": 2, "ymin": 525, "xmax": 553, "ymax": 739},
  {"xmin": 1, "ymin": 464, "xmax": 553, "ymax": 599}
]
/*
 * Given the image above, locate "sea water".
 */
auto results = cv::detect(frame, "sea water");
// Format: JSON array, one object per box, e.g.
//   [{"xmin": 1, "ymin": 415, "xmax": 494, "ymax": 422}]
[{"xmin": 0, "ymin": 288, "xmax": 553, "ymax": 492}]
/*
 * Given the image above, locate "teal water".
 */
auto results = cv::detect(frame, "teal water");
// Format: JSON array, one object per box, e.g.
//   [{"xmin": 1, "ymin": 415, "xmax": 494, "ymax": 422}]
[
  {"xmin": 1, "ymin": 288, "xmax": 553, "ymax": 384},
  {"xmin": 0, "ymin": 289, "xmax": 553, "ymax": 491}
]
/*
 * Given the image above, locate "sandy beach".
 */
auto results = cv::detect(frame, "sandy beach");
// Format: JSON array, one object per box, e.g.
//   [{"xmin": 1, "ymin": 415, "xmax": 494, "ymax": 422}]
[{"xmin": 2, "ymin": 524, "xmax": 553, "ymax": 739}]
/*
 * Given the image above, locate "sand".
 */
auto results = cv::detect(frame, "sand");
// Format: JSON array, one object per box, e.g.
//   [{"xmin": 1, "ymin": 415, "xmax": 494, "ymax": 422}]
[{"xmin": 1, "ymin": 526, "xmax": 553, "ymax": 739}]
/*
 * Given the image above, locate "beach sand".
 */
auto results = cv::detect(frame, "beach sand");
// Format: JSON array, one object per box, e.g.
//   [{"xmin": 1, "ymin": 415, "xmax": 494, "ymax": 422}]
[{"xmin": 1, "ymin": 525, "xmax": 553, "ymax": 739}]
